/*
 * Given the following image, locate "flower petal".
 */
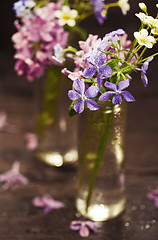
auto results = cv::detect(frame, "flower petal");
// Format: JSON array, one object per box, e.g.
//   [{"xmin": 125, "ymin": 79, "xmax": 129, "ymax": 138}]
[
  {"xmin": 141, "ymin": 56, "xmax": 154, "ymax": 73},
  {"xmin": 121, "ymin": 91, "xmax": 135, "ymax": 102},
  {"xmin": 83, "ymin": 67, "xmax": 96, "ymax": 79},
  {"xmin": 99, "ymin": 65, "xmax": 113, "ymax": 78},
  {"xmin": 73, "ymin": 78, "xmax": 85, "ymax": 95},
  {"xmin": 79, "ymin": 225, "xmax": 90, "ymax": 237},
  {"xmin": 32, "ymin": 197, "xmax": 45, "ymax": 207},
  {"xmin": 74, "ymin": 99, "xmax": 84, "ymax": 113},
  {"xmin": 97, "ymin": 71, "xmax": 102, "ymax": 88},
  {"xmin": 118, "ymin": 79, "xmax": 130, "ymax": 91},
  {"xmin": 104, "ymin": 81, "xmax": 117, "ymax": 91},
  {"xmin": 86, "ymin": 99, "xmax": 99, "ymax": 111},
  {"xmin": 141, "ymin": 73, "xmax": 148, "ymax": 87},
  {"xmin": 68, "ymin": 90, "xmax": 81, "ymax": 100},
  {"xmin": 85, "ymin": 221, "xmax": 98, "ymax": 233},
  {"xmin": 44, "ymin": 206, "xmax": 52, "ymax": 214},
  {"xmin": 112, "ymin": 94, "xmax": 122, "ymax": 104},
  {"xmin": 70, "ymin": 221, "xmax": 82, "ymax": 231},
  {"xmin": 99, "ymin": 91, "xmax": 114, "ymax": 101},
  {"xmin": 85, "ymin": 86, "xmax": 99, "ymax": 98}
]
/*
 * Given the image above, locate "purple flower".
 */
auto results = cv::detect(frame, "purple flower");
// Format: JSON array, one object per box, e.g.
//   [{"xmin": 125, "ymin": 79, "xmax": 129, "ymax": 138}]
[
  {"xmin": 140, "ymin": 57, "xmax": 154, "ymax": 87},
  {"xmin": 70, "ymin": 220, "xmax": 99, "ymax": 237},
  {"xmin": 32, "ymin": 194, "xmax": 65, "ymax": 213},
  {"xmin": 101, "ymin": 29, "xmax": 126, "ymax": 49},
  {"xmin": 83, "ymin": 52, "xmax": 113, "ymax": 87},
  {"xmin": 13, "ymin": 0, "xmax": 35, "ymax": 17},
  {"xmin": 0, "ymin": 162, "xmax": 29, "ymax": 189},
  {"xmin": 68, "ymin": 78, "xmax": 99, "ymax": 113},
  {"xmin": 99, "ymin": 79, "xmax": 135, "ymax": 104},
  {"xmin": 147, "ymin": 187, "xmax": 158, "ymax": 208},
  {"xmin": 91, "ymin": 0, "xmax": 106, "ymax": 24}
]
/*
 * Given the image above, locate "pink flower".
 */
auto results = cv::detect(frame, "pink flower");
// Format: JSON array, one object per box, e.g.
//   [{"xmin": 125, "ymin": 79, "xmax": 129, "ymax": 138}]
[
  {"xmin": 24, "ymin": 133, "xmax": 38, "ymax": 151},
  {"xmin": 70, "ymin": 220, "xmax": 100, "ymax": 237},
  {"xmin": 12, "ymin": 2, "xmax": 69, "ymax": 81},
  {"xmin": 32, "ymin": 194, "xmax": 65, "ymax": 213},
  {"xmin": 0, "ymin": 162, "xmax": 28, "ymax": 189},
  {"xmin": 62, "ymin": 34, "xmax": 99, "ymax": 80}
]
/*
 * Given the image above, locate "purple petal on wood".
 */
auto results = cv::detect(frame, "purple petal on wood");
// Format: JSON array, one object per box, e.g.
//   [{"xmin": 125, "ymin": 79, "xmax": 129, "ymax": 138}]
[
  {"xmin": 86, "ymin": 99, "xmax": 99, "ymax": 111},
  {"xmin": 121, "ymin": 91, "xmax": 135, "ymax": 102},
  {"xmin": 83, "ymin": 67, "xmax": 96, "ymax": 79},
  {"xmin": 85, "ymin": 221, "xmax": 98, "ymax": 232},
  {"xmin": 44, "ymin": 205, "xmax": 52, "ymax": 214},
  {"xmin": 73, "ymin": 78, "xmax": 85, "ymax": 95},
  {"xmin": 70, "ymin": 221, "xmax": 82, "ymax": 231},
  {"xmin": 112, "ymin": 94, "xmax": 122, "ymax": 104},
  {"xmin": 79, "ymin": 225, "xmax": 90, "ymax": 237},
  {"xmin": 99, "ymin": 91, "xmax": 114, "ymax": 101},
  {"xmin": 104, "ymin": 81, "xmax": 117, "ymax": 91},
  {"xmin": 74, "ymin": 99, "xmax": 84, "ymax": 113},
  {"xmin": 85, "ymin": 86, "xmax": 99, "ymax": 98},
  {"xmin": 68, "ymin": 90, "xmax": 81, "ymax": 100},
  {"xmin": 118, "ymin": 79, "xmax": 130, "ymax": 91},
  {"xmin": 32, "ymin": 197, "xmax": 45, "ymax": 207},
  {"xmin": 99, "ymin": 65, "xmax": 113, "ymax": 78}
]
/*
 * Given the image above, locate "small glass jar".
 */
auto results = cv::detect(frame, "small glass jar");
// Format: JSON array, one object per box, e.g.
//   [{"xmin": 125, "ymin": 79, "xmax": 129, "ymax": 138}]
[
  {"xmin": 34, "ymin": 66, "xmax": 78, "ymax": 167},
  {"xmin": 76, "ymin": 100, "xmax": 127, "ymax": 221}
]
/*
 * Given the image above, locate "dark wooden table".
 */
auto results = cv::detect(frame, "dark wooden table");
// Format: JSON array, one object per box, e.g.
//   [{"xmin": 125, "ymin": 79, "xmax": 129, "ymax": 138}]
[{"xmin": 0, "ymin": 45, "xmax": 158, "ymax": 240}]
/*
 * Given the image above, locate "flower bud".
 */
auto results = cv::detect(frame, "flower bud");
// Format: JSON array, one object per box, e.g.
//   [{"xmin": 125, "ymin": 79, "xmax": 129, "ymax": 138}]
[{"xmin": 139, "ymin": 2, "xmax": 147, "ymax": 12}]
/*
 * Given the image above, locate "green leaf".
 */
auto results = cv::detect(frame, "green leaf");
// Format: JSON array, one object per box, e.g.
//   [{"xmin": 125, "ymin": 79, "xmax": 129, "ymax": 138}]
[{"xmin": 120, "ymin": 65, "xmax": 135, "ymax": 74}]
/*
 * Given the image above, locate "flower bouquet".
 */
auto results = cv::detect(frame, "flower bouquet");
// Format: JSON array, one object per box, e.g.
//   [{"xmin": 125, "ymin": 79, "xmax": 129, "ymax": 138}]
[
  {"xmin": 11, "ymin": 0, "xmax": 129, "ymax": 166},
  {"xmin": 61, "ymin": 2, "xmax": 158, "ymax": 221}
]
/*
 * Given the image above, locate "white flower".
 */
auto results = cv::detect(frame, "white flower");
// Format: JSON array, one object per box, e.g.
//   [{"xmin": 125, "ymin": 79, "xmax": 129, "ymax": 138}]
[
  {"xmin": 151, "ymin": 27, "xmax": 158, "ymax": 35},
  {"xmin": 55, "ymin": 6, "xmax": 78, "ymax": 27},
  {"xmin": 135, "ymin": 12, "xmax": 148, "ymax": 24},
  {"xmin": 134, "ymin": 29, "xmax": 156, "ymax": 48},
  {"xmin": 145, "ymin": 16, "xmax": 158, "ymax": 29},
  {"xmin": 139, "ymin": 2, "xmax": 147, "ymax": 12},
  {"xmin": 156, "ymin": 4, "xmax": 158, "ymax": 8},
  {"xmin": 118, "ymin": 0, "xmax": 130, "ymax": 15}
]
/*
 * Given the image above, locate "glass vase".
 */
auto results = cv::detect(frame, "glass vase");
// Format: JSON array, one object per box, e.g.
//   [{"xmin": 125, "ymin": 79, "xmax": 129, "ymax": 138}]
[
  {"xmin": 34, "ymin": 66, "xmax": 78, "ymax": 167},
  {"xmin": 76, "ymin": 100, "xmax": 127, "ymax": 221}
]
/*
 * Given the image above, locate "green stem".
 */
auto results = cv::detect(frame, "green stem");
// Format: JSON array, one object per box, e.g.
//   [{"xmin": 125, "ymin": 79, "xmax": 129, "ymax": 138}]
[{"xmin": 85, "ymin": 106, "xmax": 114, "ymax": 212}]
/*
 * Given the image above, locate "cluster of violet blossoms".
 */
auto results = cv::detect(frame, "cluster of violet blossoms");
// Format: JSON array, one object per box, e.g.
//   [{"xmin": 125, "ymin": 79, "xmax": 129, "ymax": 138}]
[
  {"xmin": 64, "ymin": 30, "xmax": 135, "ymax": 113},
  {"xmin": 64, "ymin": 2, "xmax": 158, "ymax": 114},
  {"xmin": 12, "ymin": 1, "xmax": 68, "ymax": 81}
]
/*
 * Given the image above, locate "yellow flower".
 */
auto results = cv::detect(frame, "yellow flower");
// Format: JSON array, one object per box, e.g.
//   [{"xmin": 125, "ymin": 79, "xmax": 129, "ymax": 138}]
[{"xmin": 55, "ymin": 6, "xmax": 78, "ymax": 27}]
